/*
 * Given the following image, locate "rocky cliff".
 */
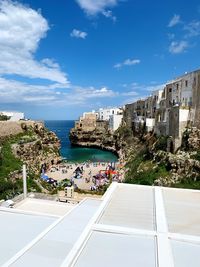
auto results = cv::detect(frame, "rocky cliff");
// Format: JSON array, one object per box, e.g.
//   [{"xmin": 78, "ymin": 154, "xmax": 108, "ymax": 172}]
[
  {"xmin": 0, "ymin": 121, "xmax": 23, "ymax": 137},
  {"xmin": 70, "ymin": 126, "xmax": 130, "ymax": 162},
  {"xmin": 70, "ymin": 128, "xmax": 117, "ymax": 152},
  {"xmin": 0, "ymin": 121, "xmax": 61, "ymax": 199},
  {"xmin": 125, "ymin": 127, "xmax": 200, "ymax": 188},
  {"xmin": 12, "ymin": 122, "xmax": 61, "ymax": 174},
  {"xmin": 70, "ymin": 125, "xmax": 140, "ymax": 163},
  {"xmin": 70, "ymin": 123, "xmax": 200, "ymax": 189}
]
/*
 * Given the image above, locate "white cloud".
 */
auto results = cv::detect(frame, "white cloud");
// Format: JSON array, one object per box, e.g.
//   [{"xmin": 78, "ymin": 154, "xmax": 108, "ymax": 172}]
[
  {"xmin": 168, "ymin": 14, "xmax": 181, "ymax": 27},
  {"xmin": 102, "ymin": 10, "xmax": 116, "ymax": 22},
  {"xmin": 121, "ymin": 91, "xmax": 139, "ymax": 97},
  {"xmin": 0, "ymin": 77, "xmax": 69, "ymax": 104},
  {"xmin": 0, "ymin": 0, "xmax": 68, "ymax": 84},
  {"xmin": 167, "ymin": 33, "xmax": 175, "ymax": 40},
  {"xmin": 75, "ymin": 0, "xmax": 118, "ymax": 15},
  {"xmin": 41, "ymin": 58, "xmax": 60, "ymax": 69},
  {"xmin": 184, "ymin": 20, "xmax": 200, "ymax": 37},
  {"xmin": 70, "ymin": 29, "xmax": 88, "ymax": 39},
  {"xmin": 0, "ymin": 1, "xmax": 119, "ymax": 108},
  {"xmin": 114, "ymin": 58, "xmax": 141, "ymax": 69},
  {"xmin": 145, "ymin": 84, "xmax": 166, "ymax": 92},
  {"xmin": 0, "ymin": 77, "xmax": 117, "ymax": 106},
  {"xmin": 72, "ymin": 85, "xmax": 117, "ymax": 100},
  {"xmin": 167, "ymin": 16, "xmax": 200, "ymax": 54},
  {"xmin": 169, "ymin": 40, "xmax": 188, "ymax": 54}
]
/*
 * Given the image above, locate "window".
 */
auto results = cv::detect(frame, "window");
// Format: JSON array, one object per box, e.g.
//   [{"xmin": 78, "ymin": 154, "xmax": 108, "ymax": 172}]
[
  {"xmin": 185, "ymin": 80, "xmax": 188, "ymax": 87},
  {"xmin": 169, "ymin": 88, "xmax": 172, "ymax": 93},
  {"xmin": 176, "ymin": 84, "xmax": 179, "ymax": 90}
]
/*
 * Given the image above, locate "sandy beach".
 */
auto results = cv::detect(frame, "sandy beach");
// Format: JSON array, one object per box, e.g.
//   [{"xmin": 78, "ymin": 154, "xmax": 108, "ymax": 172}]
[{"xmin": 46, "ymin": 161, "xmax": 123, "ymax": 191}]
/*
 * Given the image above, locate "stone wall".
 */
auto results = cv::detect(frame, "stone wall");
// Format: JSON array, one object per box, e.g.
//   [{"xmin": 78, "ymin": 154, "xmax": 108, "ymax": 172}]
[
  {"xmin": 168, "ymin": 107, "xmax": 179, "ymax": 139},
  {"xmin": 0, "ymin": 120, "xmax": 43, "ymax": 138},
  {"xmin": 0, "ymin": 121, "xmax": 23, "ymax": 137},
  {"xmin": 123, "ymin": 103, "xmax": 136, "ymax": 128},
  {"xmin": 192, "ymin": 71, "xmax": 200, "ymax": 128}
]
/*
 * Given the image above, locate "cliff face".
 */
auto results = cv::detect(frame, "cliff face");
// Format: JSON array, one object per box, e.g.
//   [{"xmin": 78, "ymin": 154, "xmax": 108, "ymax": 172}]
[
  {"xmin": 0, "ymin": 121, "xmax": 23, "ymax": 137},
  {"xmin": 69, "ymin": 125, "xmax": 139, "ymax": 162},
  {"xmin": 70, "ymin": 123, "xmax": 200, "ymax": 189},
  {"xmin": 0, "ymin": 121, "xmax": 61, "ymax": 199},
  {"xmin": 12, "ymin": 122, "xmax": 61, "ymax": 174},
  {"xmin": 125, "ymin": 128, "xmax": 200, "ymax": 188},
  {"xmin": 70, "ymin": 127, "xmax": 117, "ymax": 153},
  {"xmin": 0, "ymin": 121, "xmax": 61, "ymax": 178}
]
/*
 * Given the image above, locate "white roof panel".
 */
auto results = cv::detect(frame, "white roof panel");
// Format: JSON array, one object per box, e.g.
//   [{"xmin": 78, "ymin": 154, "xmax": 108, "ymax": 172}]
[
  {"xmin": 73, "ymin": 231, "xmax": 156, "ymax": 267},
  {"xmin": 14, "ymin": 198, "xmax": 75, "ymax": 217},
  {"xmin": 2, "ymin": 184, "xmax": 200, "ymax": 267},
  {"xmin": 171, "ymin": 239, "xmax": 200, "ymax": 267},
  {"xmin": 163, "ymin": 188, "xmax": 200, "ymax": 236},
  {"xmin": 0, "ymin": 210, "xmax": 56, "ymax": 266},
  {"xmin": 10, "ymin": 199, "xmax": 101, "ymax": 267},
  {"xmin": 98, "ymin": 184, "xmax": 155, "ymax": 230}
]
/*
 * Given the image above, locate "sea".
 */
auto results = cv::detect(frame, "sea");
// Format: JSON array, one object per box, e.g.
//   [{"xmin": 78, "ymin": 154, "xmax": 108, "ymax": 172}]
[{"xmin": 44, "ymin": 120, "xmax": 118, "ymax": 163}]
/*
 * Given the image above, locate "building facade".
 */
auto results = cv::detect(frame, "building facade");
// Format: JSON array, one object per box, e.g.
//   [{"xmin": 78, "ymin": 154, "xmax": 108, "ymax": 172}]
[
  {"xmin": 0, "ymin": 111, "xmax": 25, "ymax": 121},
  {"xmin": 109, "ymin": 114, "xmax": 123, "ymax": 131},
  {"xmin": 98, "ymin": 107, "xmax": 122, "ymax": 121},
  {"xmin": 123, "ymin": 69, "xmax": 200, "ymax": 150},
  {"xmin": 75, "ymin": 112, "xmax": 97, "ymax": 132}
]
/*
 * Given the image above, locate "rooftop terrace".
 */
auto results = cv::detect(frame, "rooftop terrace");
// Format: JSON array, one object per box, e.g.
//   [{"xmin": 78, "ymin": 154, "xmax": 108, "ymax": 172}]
[{"xmin": 1, "ymin": 183, "xmax": 200, "ymax": 267}]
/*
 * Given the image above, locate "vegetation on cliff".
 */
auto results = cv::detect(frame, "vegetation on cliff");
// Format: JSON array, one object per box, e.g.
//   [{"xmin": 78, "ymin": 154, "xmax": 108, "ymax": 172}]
[
  {"xmin": 0, "ymin": 122, "xmax": 61, "ymax": 200},
  {"xmin": 70, "ymin": 119, "xmax": 200, "ymax": 190},
  {"xmin": 0, "ymin": 132, "xmax": 42, "ymax": 199},
  {"xmin": 123, "ymin": 128, "xmax": 200, "ymax": 189}
]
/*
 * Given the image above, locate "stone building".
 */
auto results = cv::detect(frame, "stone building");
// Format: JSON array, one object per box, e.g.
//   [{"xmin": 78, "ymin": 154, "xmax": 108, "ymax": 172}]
[
  {"xmin": 154, "ymin": 69, "xmax": 200, "ymax": 150},
  {"xmin": 96, "ymin": 120, "xmax": 109, "ymax": 132},
  {"xmin": 144, "ymin": 96, "xmax": 153, "ymax": 118},
  {"xmin": 136, "ymin": 99, "xmax": 145, "ymax": 116},
  {"xmin": 191, "ymin": 70, "xmax": 200, "ymax": 128},
  {"xmin": 75, "ymin": 112, "xmax": 97, "ymax": 132},
  {"xmin": 122, "ymin": 69, "xmax": 200, "ymax": 150},
  {"xmin": 123, "ymin": 102, "xmax": 137, "ymax": 128},
  {"xmin": 74, "ymin": 69, "xmax": 200, "ymax": 151}
]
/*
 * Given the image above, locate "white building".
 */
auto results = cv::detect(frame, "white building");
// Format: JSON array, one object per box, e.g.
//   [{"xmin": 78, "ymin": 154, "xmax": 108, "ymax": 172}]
[
  {"xmin": 98, "ymin": 107, "xmax": 122, "ymax": 121},
  {"xmin": 109, "ymin": 114, "xmax": 123, "ymax": 131},
  {"xmin": 0, "ymin": 111, "xmax": 25, "ymax": 121},
  {"xmin": 180, "ymin": 73, "xmax": 193, "ymax": 107},
  {"xmin": 146, "ymin": 118, "xmax": 155, "ymax": 132},
  {"xmin": 152, "ymin": 89, "xmax": 164, "ymax": 110}
]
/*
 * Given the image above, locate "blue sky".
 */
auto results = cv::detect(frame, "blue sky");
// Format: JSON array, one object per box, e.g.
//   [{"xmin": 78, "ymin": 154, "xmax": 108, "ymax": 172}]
[{"xmin": 0, "ymin": 0, "xmax": 200, "ymax": 120}]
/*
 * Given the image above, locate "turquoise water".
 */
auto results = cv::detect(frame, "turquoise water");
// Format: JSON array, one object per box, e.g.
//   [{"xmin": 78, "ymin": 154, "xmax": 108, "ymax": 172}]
[{"xmin": 45, "ymin": 120, "xmax": 118, "ymax": 163}]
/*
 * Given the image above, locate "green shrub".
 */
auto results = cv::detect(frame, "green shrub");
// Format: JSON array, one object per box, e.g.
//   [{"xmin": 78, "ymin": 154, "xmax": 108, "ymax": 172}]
[
  {"xmin": 154, "ymin": 136, "xmax": 168, "ymax": 151},
  {"xmin": 116, "ymin": 126, "xmax": 132, "ymax": 138},
  {"xmin": 191, "ymin": 151, "xmax": 200, "ymax": 161},
  {"xmin": 0, "ymin": 115, "xmax": 10, "ymax": 121},
  {"xmin": 0, "ymin": 133, "xmax": 42, "ymax": 199},
  {"xmin": 125, "ymin": 163, "xmax": 169, "ymax": 186}
]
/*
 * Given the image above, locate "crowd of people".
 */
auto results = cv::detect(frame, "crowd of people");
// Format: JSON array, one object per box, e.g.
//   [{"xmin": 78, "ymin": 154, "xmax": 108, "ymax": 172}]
[{"xmin": 42, "ymin": 161, "xmax": 124, "ymax": 192}]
